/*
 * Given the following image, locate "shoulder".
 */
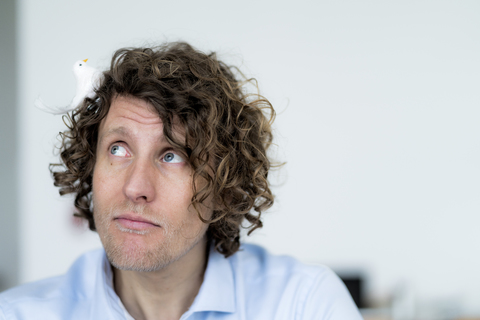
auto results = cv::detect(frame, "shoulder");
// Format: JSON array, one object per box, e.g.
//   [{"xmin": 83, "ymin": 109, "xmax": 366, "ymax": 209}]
[
  {"xmin": 228, "ymin": 244, "xmax": 362, "ymax": 320},
  {"xmin": 230, "ymin": 243, "xmax": 341, "ymax": 290},
  {"xmin": 0, "ymin": 249, "xmax": 105, "ymax": 320},
  {"xmin": 232, "ymin": 243, "xmax": 325, "ymax": 278}
]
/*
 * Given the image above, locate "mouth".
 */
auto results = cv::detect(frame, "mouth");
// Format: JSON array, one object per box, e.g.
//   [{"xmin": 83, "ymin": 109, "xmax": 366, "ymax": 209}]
[{"xmin": 114, "ymin": 213, "xmax": 160, "ymax": 231}]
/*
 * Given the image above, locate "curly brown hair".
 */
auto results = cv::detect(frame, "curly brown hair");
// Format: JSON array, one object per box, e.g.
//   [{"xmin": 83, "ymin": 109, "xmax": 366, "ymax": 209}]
[{"xmin": 50, "ymin": 42, "xmax": 275, "ymax": 257}]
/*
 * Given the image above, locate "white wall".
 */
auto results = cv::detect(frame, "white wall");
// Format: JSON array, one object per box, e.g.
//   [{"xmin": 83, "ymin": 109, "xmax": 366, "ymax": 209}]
[{"xmin": 14, "ymin": 0, "xmax": 480, "ymax": 314}]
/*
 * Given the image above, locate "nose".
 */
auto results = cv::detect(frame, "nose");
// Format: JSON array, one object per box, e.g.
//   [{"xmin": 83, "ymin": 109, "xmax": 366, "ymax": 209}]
[{"xmin": 123, "ymin": 159, "xmax": 156, "ymax": 203}]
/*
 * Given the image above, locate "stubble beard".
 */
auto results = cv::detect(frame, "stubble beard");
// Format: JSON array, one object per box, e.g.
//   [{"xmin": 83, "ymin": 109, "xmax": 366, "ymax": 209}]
[{"xmin": 93, "ymin": 199, "xmax": 204, "ymax": 272}]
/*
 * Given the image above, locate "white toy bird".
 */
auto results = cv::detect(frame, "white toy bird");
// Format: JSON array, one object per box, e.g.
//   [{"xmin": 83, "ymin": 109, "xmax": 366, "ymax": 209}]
[{"xmin": 35, "ymin": 59, "xmax": 103, "ymax": 115}]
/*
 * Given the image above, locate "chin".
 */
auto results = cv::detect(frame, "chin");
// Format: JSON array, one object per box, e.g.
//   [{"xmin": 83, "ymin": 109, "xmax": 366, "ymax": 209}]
[
  {"xmin": 102, "ymin": 235, "xmax": 176, "ymax": 272},
  {"xmin": 103, "ymin": 233, "xmax": 205, "ymax": 272},
  {"xmin": 108, "ymin": 250, "xmax": 177, "ymax": 272}
]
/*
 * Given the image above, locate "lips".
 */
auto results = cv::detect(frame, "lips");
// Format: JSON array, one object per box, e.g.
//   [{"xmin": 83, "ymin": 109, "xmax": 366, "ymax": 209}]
[{"xmin": 114, "ymin": 213, "xmax": 160, "ymax": 231}]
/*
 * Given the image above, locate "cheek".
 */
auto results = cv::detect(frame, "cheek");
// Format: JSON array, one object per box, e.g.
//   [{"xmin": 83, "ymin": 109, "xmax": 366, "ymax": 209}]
[
  {"xmin": 92, "ymin": 171, "xmax": 118, "ymax": 220},
  {"xmin": 162, "ymin": 172, "xmax": 193, "ymax": 201},
  {"xmin": 93, "ymin": 160, "xmax": 120, "ymax": 192},
  {"xmin": 160, "ymin": 181, "xmax": 202, "ymax": 224},
  {"xmin": 92, "ymin": 174, "xmax": 106, "ymax": 202}
]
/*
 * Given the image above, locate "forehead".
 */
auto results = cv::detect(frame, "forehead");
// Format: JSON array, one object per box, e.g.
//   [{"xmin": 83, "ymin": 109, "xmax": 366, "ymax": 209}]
[
  {"xmin": 97, "ymin": 95, "xmax": 185, "ymax": 144},
  {"xmin": 103, "ymin": 95, "xmax": 161, "ymax": 126}
]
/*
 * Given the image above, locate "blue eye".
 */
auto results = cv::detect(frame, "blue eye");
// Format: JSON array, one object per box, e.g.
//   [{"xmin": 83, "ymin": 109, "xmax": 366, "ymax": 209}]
[
  {"xmin": 163, "ymin": 152, "xmax": 184, "ymax": 163},
  {"xmin": 110, "ymin": 145, "xmax": 128, "ymax": 157}
]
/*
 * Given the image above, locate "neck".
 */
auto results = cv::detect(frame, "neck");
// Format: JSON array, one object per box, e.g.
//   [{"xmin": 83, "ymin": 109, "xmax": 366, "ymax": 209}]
[{"xmin": 113, "ymin": 237, "xmax": 209, "ymax": 320}]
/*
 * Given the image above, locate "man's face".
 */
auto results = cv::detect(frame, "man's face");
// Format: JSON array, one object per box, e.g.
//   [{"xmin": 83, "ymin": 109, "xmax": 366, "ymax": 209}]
[{"xmin": 92, "ymin": 95, "xmax": 211, "ymax": 272}]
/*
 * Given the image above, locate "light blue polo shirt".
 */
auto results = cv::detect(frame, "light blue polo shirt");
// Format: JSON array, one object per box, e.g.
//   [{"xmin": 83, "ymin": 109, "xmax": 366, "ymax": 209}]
[{"xmin": 0, "ymin": 244, "xmax": 362, "ymax": 319}]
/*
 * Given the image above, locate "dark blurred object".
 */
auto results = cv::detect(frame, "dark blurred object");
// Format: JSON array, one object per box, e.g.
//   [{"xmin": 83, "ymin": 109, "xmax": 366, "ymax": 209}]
[{"xmin": 339, "ymin": 276, "xmax": 364, "ymax": 309}]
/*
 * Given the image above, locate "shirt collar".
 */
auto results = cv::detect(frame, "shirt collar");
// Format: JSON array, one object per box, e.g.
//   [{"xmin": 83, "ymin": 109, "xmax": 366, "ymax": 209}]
[{"xmin": 187, "ymin": 245, "xmax": 236, "ymax": 314}]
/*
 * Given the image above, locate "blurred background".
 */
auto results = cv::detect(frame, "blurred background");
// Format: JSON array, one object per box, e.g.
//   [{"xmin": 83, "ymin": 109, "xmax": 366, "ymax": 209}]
[{"xmin": 1, "ymin": 0, "xmax": 479, "ymax": 319}]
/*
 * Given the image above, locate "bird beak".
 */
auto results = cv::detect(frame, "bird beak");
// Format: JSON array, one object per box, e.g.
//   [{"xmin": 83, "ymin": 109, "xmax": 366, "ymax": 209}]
[{"xmin": 83, "ymin": 59, "xmax": 88, "ymax": 63}]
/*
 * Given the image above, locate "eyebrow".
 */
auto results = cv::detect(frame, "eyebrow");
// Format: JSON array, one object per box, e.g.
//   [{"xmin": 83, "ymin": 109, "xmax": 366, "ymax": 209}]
[
  {"xmin": 98, "ymin": 126, "xmax": 170, "ymax": 146},
  {"xmin": 99, "ymin": 126, "xmax": 134, "ymax": 142}
]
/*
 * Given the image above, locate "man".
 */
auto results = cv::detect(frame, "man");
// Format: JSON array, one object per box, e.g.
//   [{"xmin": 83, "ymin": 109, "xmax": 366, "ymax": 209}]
[{"xmin": 0, "ymin": 42, "xmax": 362, "ymax": 319}]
